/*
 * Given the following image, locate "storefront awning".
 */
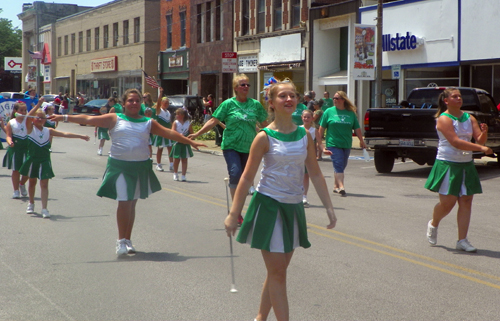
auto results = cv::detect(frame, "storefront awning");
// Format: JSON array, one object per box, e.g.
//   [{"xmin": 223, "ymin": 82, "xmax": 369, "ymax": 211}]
[
  {"xmin": 318, "ymin": 70, "xmax": 348, "ymax": 86},
  {"xmin": 258, "ymin": 61, "xmax": 303, "ymax": 71}
]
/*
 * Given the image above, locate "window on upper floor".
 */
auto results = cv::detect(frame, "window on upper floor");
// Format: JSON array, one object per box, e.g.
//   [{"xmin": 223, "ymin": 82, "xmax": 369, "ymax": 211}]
[
  {"xmin": 180, "ymin": 11, "xmax": 186, "ymax": 47},
  {"xmin": 95, "ymin": 27, "xmax": 100, "ymax": 50},
  {"xmin": 166, "ymin": 14, "xmax": 172, "ymax": 49},
  {"xmin": 58, "ymin": 37, "xmax": 62, "ymax": 56},
  {"xmin": 197, "ymin": 4, "xmax": 203, "ymax": 43},
  {"xmin": 86, "ymin": 29, "xmax": 91, "ymax": 51},
  {"xmin": 123, "ymin": 20, "xmax": 129, "ymax": 45},
  {"xmin": 257, "ymin": 0, "xmax": 265, "ymax": 33},
  {"xmin": 134, "ymin": 17, "xmax": 140, "ymax": 43},
  {"xmin": 71, "ymin": 33, "xmax": 76, "ymax": 54},
  {"xmin": 113, "ymin": 23, "xmax": 119, "ymax": 47},
  {"xmin": 78, "ymin": 31, "xmax": 83, "ymax": 52},
  {"xmin": 215, "ymin": 0, "xmax": 221, "ymax": 40},
  {"xmin": 205, "ymin": 2, "xmax": 212, "ymax": 42},
  {"xmin": 241, "ymin": 0, "xmax": 249, "ymax": 36},
  {"xmin": 291, "ymin": 0, "xmax": 300, "ymax": 28},
  {"xmin": 103, "ymin": 25, "xmax": 109, "ymax": 48},
  {"xmin": 64, "ymin": 35, "xmax": 68, "ymax": 55},
  {"xmin": 274, "ymin": 0, "xmax": 282, "ymax": 31}
]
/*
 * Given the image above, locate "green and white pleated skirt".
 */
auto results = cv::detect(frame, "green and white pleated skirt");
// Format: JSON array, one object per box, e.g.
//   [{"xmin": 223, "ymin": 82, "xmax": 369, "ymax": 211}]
[
  {"xmin": 97, "ymin": 157, "xmax": 161, "ymax": 201},
  {"xmin": 169, "ymin": 142, "xmax": 193, "ymax": 159},
  {"xmin": 19, "ymin": 157, "xmax": 54, "ymax": 180},
  {"xmin": 97, "ymin": 127, "xmax": 110, "ymax": 140},
  {"xmin": 424, "ymin": 159, "xmax": 481, "ymax": 196},
  {"xmin": 2, "ymin": 147, "xmax": 27, "ymax": 171},
  {"xmin": 236, "ymin": 192, "xmax": 311, "ymax": 253},
  {"xmin": 152, "ymin": 135, "xmax": 173, "ymax": 148}
]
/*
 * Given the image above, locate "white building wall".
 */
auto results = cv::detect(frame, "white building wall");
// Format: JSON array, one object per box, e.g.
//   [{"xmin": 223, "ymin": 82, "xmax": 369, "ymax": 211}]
[
  {"xmin": 361, "ymin": 0, "xmax": 458, "ymax": 67},
  {"xmin": 461, "ymin": 0, "xmax": 500, "ymax": 61}
]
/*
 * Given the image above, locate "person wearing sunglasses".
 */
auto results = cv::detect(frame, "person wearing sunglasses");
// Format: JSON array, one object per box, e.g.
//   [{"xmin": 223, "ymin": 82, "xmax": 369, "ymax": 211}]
[
  {"xmin": 189, "ymin": 74, "xmax": 268, "ymax": 225},
  {"xmin": 319, "ymin": 91, "xmax": 366, "ymax": 196}
]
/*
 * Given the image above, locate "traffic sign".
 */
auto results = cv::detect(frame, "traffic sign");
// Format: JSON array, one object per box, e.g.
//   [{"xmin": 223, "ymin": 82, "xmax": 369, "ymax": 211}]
[{"xmin": 222, "ymin": 52, "xmax": 237, "ymax": 73}]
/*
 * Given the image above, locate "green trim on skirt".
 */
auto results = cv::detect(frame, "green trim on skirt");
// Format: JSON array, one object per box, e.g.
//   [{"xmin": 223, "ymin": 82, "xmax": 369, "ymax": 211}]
[
  {"xmin": 97, "ymin": 157, "xmax": 161, "ymax": 200},
  {"xmin": 169, "ymin": 142, "xmax": 193, "ymax": 159},
  {"xmin": 19, "ymin": 157, "xmax": 54, "ymax": 180},
  {"xmin": 425, "ymin": 159, "xmax": 482, "ymax": 196},
  {"xmin": 236, "ymin": 192, "xmax": 311, "ymax": 253},
  {"xmin": 2, "ymin": 147, "xmax": 27, "ymax": 171},
  {"xmin": 97, "ymin": 127, "xmax": 110, "ymax": 140},
  {"xmin": 152, "ymin": 135, "xmax": 173, "ymax": 148}
]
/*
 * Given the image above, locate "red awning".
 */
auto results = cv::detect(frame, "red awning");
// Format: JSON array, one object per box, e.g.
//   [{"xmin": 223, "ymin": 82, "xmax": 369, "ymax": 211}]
[{"xmin": 42, "ymin": 43, "xmax": 51, "ymax": 65}]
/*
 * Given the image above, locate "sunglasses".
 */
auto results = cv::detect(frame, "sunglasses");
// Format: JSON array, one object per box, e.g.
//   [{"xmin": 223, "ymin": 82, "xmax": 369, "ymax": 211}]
[
  {"xmin": 239, "ymin": 84, "xmax": 251, "ymax": 87},
  {"xmin": 333, "ymin": 97, "xmax": 342, "ymax": 100}
]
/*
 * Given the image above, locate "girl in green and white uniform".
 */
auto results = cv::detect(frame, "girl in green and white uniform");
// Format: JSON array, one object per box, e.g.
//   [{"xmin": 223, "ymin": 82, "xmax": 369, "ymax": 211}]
[
  {"xmin": 20, "ymin": 102, "xmax": 90, "ymax": 218},
  {"xmin": 152, "ymin": 88, "xmax": 174, "ymax": 171},
  {"xmin": 170, "ymin": 108, "xmax": 193, "ymax": 181}
]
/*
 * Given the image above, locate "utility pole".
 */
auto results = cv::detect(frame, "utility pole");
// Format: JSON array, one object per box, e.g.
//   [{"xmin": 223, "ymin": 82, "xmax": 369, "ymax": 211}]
[{"xmin": 375, "ymin": 0, "xmax": 383, "ymax": 107}]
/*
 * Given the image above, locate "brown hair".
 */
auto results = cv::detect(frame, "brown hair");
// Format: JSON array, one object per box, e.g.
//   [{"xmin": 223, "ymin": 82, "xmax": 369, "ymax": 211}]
[
  {"xmin": 121, "ymin": 88, "xmax": 142, "ymax": 105},
  {"xmin": 435, "ymin": 87, "xmax": 460, "ymax": 118},
  {"xmin": 11, "ymin": 102, "xmax": 27, "ymax": 120},
  {"xmin": 266, "ymin": 80, "xmax": 298, "ymax": 121},
  {"xmin": 143, "ymin": 92, "xmax": 153, "ymax": 107},
  {"xmin": 175, "ymin": 107, "xmax": 189, "ymax": 120},
  {"xmin": 335, "ymin": 91, "xmax": 356, "ymax": 113}
]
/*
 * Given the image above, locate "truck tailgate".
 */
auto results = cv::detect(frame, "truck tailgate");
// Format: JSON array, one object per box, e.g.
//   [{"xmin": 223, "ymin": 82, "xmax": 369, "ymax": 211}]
[{"xmin": 365, "ymin": 108, "xmax": 438, "ymax": 139}]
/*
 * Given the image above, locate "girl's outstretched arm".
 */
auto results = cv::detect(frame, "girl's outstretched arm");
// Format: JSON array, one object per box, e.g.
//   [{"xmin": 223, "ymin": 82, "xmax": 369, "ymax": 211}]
[
  {"xmin": 224, "ymin": 131, "xmax": 269, "ymax": 236},
  {"xmin": 49, "ymin": 129, "xmax": 90, "ymax": 141},
  {"xmin": 49, "ymin": 113, "xmax": 117, "ymax": 129},
  {"xmin": 150, "ymin": 120, "xmax": 206, "ymax": 150},
  {"xmin": 304, "ymin": 133, "xmax": 337, "ymax": 229}
]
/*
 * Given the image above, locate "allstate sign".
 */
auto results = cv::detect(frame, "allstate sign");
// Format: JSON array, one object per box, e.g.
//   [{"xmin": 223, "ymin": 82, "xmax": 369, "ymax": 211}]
[{"xmin": 382, "ymin": 32, "xmax": 424, "ymax": 52}]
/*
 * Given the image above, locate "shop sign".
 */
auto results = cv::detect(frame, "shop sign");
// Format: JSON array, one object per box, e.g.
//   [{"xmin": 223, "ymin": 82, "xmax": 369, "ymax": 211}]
[
  {"xmin": 238, "ymin": 55, "xmax": 258, "ymax": 73},
  {"xmin": 353, "ymin": 24, "xmax": 376, "ymax": 80},
  {"xmin": 27, "ymin": 65, "xmax": 37, "ymax": 82},
  {"xmin": 382, "ymin": 32, "xmax": 423, "ymax": 52},
  {"xmin": 90, "ymin": 56, "xmax": 118, "ymax": 73},
  {"xmin": 4, "ymin": 57, "xmax": 22, "ymax": 73},
  {"xmin": 43, "ymin": 64, "xmax": 51, "ymax": 83},
  {"xmin": 391, "ymin": 64, "xmax": 401, "ymax": 79},
  {"xmin": 222, "ymin": 52, "xmax": 238, "ymax": 73},
  {"xmin": 169, "ymin": 56, "xmax": 183, "ymax": 68}
]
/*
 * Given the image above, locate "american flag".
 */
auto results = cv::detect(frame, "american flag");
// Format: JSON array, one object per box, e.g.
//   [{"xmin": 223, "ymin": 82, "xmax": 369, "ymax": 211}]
[
  {"xmin": 28, "ymin": 50, "xmax": 43, "ymax": 59},
  {"xmin": 143, "ymin": 70, "xmax": 160, "ymax": 89}
]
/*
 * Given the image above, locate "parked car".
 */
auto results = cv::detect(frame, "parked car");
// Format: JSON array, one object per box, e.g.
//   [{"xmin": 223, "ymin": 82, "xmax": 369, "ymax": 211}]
[
  {"xmin": 0, "ymin": 92, "xmax": 25, "ymax": 99},
  {"xmin": 74, "ymin": 99, "xmax": 109, "ymax": 115},
  {"xmin": 42, "ymin": 94, "xmax": 58, "ymax": 103},
  {"xmin": 167, "ymin": 95, "xmax": 204, "ymax": 123}
]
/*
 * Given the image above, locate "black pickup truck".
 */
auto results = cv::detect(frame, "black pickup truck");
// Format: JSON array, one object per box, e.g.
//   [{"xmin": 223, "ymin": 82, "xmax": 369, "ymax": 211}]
[{"xmin": 364, "ymin": 87, "xmax": 500, "ymax": 173}]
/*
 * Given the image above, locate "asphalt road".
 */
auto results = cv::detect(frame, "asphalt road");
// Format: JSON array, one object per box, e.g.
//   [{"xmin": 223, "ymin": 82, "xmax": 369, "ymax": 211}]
[{"xmin": 1, "ymin": 122, "xmax": 500, "ymax": 321}]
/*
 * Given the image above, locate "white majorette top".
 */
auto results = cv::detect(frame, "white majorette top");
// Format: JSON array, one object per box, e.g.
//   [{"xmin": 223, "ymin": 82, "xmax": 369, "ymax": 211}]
[
  {"xmin": 109, "ymin": 114, "xmax": 152, "ymax": 161},
  {"xmin": 436, "ymin": 112, "xmax": 473, "ymax": 163},
  {"xmin": 9, "ymin": 117, "xmax": 28, "ymax": 139}
]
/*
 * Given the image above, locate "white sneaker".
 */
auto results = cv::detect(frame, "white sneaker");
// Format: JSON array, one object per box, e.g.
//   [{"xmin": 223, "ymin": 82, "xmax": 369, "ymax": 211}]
[
  {"xmin": 125, "ymin": 239, "xmax": 136, "ymax": 254},
  {"xmin": 456, "ymin": 239, "xmax": 477, "ymax": 252},
  {"xmin": 181, "ymin": 175, "xmax": 186, "ymax": 182},
  {"xmin": 173, "ymin": 173, "xmax": 179, "ymax": 181},
  {"xmin": 249, "ymin": 186, "xmax": 256, "ymax": 195},
  {"xmin": 19, "ymin": 184, "xmax": 27, "ymax": 197},
  {"xmin": 41, "ymin": 209, "xmax": 50, "ymax": 218},
  {"xmin": 97, "ymin": 149, "xmax": 102, "ymax": 156},
  {"xmin": 12, "ymin": 190, "xmax": 21, "ymax": 199},
  {"xmin": 303, "ymin": 197, "xmax": 309, "ymax": 208},
  {"xmin": 169, "ymin": 163, "xmax": 174, "ymax": 171},
  {"xmin": 427, "ymin": 220, "xmax": 437, "ymax": 245},
  {"xmin": 116, "ymin": 239, "xmax": 128, "ymax": 256},
  {"xmin": 156, "ymin": 164, "xmax": 164, "ymax": 171},
  {"xmin": 26, "ymin": 203, "xmax": 35, "ymax": 214}
]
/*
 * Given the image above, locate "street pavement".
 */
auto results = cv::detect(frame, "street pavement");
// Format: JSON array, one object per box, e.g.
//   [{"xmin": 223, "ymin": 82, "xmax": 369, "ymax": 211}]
[{"xmin": 1, "ymin": 122, "xmax": 500, "ymax": 320}]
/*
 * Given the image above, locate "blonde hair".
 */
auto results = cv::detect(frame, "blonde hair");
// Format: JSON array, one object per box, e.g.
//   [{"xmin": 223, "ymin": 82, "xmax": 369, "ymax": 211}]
[
  {"xmin": 335, "ymin": 91, "xmax": 356, "ymax": 113},
  {"xmin": 266, "ymin": 80, "xmax": 298, "ymax": 121},
  {"xmin": 232, "ymin": 74, "xmax": 250, "ymax": 95}
]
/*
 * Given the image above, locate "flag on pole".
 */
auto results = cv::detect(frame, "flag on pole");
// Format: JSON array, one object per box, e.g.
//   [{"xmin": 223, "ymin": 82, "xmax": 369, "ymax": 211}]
[
  {"xmin": 143, "ymin": 70, "xmax": 160, "ymax": 89},
  {"xmin": 28, "ymin": 50, "xmax": 43, "ymax": 59}
]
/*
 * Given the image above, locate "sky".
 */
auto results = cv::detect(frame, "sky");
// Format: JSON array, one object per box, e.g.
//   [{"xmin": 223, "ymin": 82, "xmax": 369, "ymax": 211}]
[{"xmin": 0, "ymin": 1, "xmax": 110, "ymax": 29}]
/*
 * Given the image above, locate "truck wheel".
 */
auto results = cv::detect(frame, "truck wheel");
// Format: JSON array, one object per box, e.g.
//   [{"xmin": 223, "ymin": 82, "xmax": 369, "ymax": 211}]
[{"xmin": 374, "ymin": 150, "xmax": 395, "ymax": 173}]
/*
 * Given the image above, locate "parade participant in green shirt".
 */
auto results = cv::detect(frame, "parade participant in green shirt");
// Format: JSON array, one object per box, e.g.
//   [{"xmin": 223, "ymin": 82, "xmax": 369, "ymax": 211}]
[
  {"xmin": 189, "ymin": 74, "xmax": 268, "ymax": 224},
  {"xmin": 108, "ymin": 97, "xmax": 123, "ymax": 114},
  {"xmin": 319, "ymin": 91, "xmax": 366, "ymax": 197},
  {"xmin": 291, "ymin": 93, "xmax": 306, "ymax": 126},
  {"xmin": 322, "ymin": 91, "xmax": 334, "ymax": 111}
]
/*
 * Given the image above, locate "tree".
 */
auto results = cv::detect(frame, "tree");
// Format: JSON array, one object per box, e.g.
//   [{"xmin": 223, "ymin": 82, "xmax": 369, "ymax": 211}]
[{"xmin": 0, "ymin": 9, "xmax": 23, "ymax": 91}]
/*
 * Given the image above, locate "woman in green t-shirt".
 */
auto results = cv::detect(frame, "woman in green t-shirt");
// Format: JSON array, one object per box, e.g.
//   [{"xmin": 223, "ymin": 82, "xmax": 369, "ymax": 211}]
[
  {"xmin": 319, "ymin": 91, "xmax": 366, "ymax": 196},
  {"xmin": 189, "ymin": 74, "xmax": 268, "ymax": 224}
]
